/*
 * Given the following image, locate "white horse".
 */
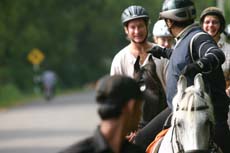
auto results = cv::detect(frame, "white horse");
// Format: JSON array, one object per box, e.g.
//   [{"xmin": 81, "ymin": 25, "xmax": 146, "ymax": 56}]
[{"xmin": 153, "ymin": 74, "xmax": 221, "ymax": 153}]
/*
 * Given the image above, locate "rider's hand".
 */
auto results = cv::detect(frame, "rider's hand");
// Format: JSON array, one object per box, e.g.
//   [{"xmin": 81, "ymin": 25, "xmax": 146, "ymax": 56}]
[
  {"xmin": 126, "ymin": 131, "xmax": 137, "ymax": 143},
  {"xmin": 181, "ymin": 61, "xmax": 204, "ymax": 78},
  {"xmin": 147, "ymin": 45, "xmax": 165, "ymax": 59},
  {"xmin": 226, "ymin": 86, "xmax": 230, "ymax": 97},
  {"xmin": 148, "ymin": 45, "xmax": 172, "ymax": 59}
]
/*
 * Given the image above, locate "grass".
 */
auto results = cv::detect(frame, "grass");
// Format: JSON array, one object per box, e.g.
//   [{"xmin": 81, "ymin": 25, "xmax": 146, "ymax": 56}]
[{"xmin": 0, "ymin": 84, "xmax": 39, "ymax": 108}]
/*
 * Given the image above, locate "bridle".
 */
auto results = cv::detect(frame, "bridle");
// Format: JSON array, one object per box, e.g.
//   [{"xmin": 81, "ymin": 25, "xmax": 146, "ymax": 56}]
[
  {"xmin": 170, "ymin": 91, "xmax": 219, "ymax": 153},
  {"xmin": 171, "ymin": 115, "xmax": 218, "ymax": 153}
]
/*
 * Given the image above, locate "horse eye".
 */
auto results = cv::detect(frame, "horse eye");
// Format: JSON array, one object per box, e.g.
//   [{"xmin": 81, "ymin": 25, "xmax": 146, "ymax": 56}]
[{"xmin": 176, "ymin": 122, "xmax": 182, "ymax": 128}]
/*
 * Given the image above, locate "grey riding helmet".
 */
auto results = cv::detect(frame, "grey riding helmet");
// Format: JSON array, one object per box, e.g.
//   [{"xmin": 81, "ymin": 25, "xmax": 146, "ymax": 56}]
[
  {"xmin": 159, "ymin": 0, "xmax": 196, "ymax": 22},
  {"xmin": 121, "ymin": 5, "xmax": 149, "ymax": 26}
]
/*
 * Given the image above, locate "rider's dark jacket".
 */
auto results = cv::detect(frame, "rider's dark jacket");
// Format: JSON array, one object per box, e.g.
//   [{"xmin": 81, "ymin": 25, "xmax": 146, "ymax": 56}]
[
  {"xmin": 166, "ymin": 24, "xmax": 230, "ymax": 122},
  {"xmin": 58, "ymin": 126, "xmax": 145, "ymax": 153}
]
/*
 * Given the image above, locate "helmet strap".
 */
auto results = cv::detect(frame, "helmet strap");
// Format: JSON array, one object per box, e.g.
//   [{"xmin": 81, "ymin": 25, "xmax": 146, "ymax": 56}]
[{"xmin": 213, "ymin": 32, "xmax": 221, "ymax": 42}]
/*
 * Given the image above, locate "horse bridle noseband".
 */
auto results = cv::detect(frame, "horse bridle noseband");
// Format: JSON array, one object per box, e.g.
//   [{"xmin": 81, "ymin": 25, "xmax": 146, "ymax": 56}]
[{"xmin": 171, "ymin": 118, "xmax": 218, "ymax": 153}]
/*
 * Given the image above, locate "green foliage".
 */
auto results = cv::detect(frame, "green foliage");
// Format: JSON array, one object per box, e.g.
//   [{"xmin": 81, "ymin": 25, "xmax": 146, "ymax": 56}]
[
  {"xmin": 224, "ymin": 0, "xmax": 230, "ymax": 24},
  {"xmin": 0, "ymin": 0, "xmax": 223, "ymax": 93},
  {"xmin": 0, "ymin": 83, "xmax": 23, "ymax": 107},
  {"xmin": 194, "ymin": 0, "xmax": 215, "ymax": 16}
]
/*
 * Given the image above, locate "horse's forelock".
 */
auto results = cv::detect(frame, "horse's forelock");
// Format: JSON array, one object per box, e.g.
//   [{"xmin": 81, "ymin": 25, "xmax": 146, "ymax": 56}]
[
  {"xmin": 176, "ymin": 88, "xmax": 214, "ymax": 124},
  {"xmin": 170, "ymin": 74, "xmax": 216, "ymax": 153}
]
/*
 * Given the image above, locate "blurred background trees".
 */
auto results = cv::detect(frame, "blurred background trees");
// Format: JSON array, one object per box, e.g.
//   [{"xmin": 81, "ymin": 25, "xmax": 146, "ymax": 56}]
[{"xmin": 0, "ymin": 0, "xmax": 228, "ymax": 93}]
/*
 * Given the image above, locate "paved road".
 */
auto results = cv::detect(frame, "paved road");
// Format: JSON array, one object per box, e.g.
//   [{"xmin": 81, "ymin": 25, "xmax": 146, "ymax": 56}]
[
  {"xmin": 0, "ymin": 90, "xmax": 100, "ymax": 153},
  {"xmin": 0, "ymin": 89, "xmax": 229, "ymax": 153}
]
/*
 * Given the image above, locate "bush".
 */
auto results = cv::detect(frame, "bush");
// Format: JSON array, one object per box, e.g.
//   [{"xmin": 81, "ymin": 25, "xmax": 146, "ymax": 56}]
[{"xmin": 0, "ymin": 84, "xmax": 24, "ymax": 107}]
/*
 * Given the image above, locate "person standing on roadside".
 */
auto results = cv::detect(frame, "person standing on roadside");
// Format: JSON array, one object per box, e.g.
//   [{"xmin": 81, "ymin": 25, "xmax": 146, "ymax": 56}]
[{"xmin": 58, "ymin": 75, "xmax": 145, "ymax": 153}]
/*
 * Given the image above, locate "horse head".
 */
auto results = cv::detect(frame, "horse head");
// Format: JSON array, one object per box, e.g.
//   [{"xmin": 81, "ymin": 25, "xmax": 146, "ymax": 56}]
[
  {"xmin": 133, "ymin": 55, "xmax": 167, "ymax": 128},
  {"xmin": 171, "ymin": 73, "xmax": 217, "ymax": 153}
]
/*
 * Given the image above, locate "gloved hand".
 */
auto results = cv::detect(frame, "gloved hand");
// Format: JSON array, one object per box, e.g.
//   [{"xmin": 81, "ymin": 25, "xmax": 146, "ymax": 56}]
[
  {"xmin": 181, "ymin": 61, "xmax": 204, "ymax": 78},
  {"xmin": 148, "ymin": 45, "xmax": 172, "ymax": 59},
  {"xmin": 147, "ymin": 45, "xmax": 165, "ymax": 59}
]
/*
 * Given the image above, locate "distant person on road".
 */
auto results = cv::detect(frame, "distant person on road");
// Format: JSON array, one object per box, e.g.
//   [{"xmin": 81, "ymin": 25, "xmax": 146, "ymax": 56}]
[
  {"xmin": 41, "ymin": 70, "xmax": 57, "ymax": 100},
  {"xmin": 58, "ymin": 75, "xmax": 145, "ymax": 153}
]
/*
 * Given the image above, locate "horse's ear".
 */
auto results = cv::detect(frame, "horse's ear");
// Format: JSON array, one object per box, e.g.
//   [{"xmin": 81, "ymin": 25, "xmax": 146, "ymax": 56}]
[
  {"xmin": 172, "ymin": 75, "xmax": 187, "ymax": 111},
  {"xmin": 148, "ymin": 55, "xmax": 153, "ymax": 62},
  {"xmin": 148, "ymin": 55, "xmax": 156, "ymax": 70},
  {"xmin": 134, "ymin": 56, "xmax": 140, "ymax": 73},
  {"xmin": 194, "ymin": 73, "xmax": 205, "ymax": 91},
  {"xmin": 177, "ymin": 75, "xmax": 187, "ymax": 93}
]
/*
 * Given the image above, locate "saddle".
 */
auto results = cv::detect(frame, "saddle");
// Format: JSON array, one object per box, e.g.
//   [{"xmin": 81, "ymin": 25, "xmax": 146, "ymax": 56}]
[
  {"xmin": 146, "ymin": 113, "xmax": 172, "ymax": 153},
  {"xmin": 146, "ymin": 128, "xmax": 169, "ymax": 153}
]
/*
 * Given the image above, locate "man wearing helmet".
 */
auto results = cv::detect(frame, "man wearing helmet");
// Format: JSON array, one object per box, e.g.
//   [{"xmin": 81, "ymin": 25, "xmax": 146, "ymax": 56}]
[
  {"xmin": 110, "ymin": 5, "xmax": 171, "ymax": 143},
  {"xmin": 110, "ymin": 5, "xmax": 157, "ymax": 78},
  {"xmin": 135, "ymin": 0, "xmax": 230, "ymax": 152},
  {"xmin": 200, "ymin": 7, "xmax": 230, "ymax": 97},
  {"xmin": 110, "ymin": 5, "xmax": 170, "ymax": 93}
]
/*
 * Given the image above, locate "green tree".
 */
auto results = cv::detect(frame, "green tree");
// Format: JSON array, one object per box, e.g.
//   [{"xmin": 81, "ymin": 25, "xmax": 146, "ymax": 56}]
[{"xmin": 0, "ymin": 0, "xmax": 219, "ymax": 93}]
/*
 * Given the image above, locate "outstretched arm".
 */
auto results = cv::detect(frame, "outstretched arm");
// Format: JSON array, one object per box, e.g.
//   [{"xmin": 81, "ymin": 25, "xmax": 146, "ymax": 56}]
[
  {"xmin": 192, "ymin": 33, "xmax": 225, "ymax": 73},
  {"xmin": 182, "ymin": 33, "xmax": 225, "ymax": 77},
  {"xmin": 148, "ymin": 45, "xmax": 173, "ymax": 59}
]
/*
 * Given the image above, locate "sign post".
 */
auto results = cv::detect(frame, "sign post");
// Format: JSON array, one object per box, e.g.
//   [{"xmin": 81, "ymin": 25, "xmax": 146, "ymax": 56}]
[{"xmin": 27, "ymin": 48, "xmax": 45, "ymax": 94}]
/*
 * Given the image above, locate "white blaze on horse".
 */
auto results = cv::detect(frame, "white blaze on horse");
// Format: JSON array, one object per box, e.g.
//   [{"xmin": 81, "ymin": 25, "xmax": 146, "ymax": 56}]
[{"xmin": 148, "ymin": 73, "xmax": 222, "ymax": 153}]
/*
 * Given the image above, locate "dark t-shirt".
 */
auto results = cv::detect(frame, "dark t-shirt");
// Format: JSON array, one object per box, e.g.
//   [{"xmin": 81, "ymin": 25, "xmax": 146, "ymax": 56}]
[{"xmin": 58, "ymin": 127, "xmax": 145, "ymax": 153}]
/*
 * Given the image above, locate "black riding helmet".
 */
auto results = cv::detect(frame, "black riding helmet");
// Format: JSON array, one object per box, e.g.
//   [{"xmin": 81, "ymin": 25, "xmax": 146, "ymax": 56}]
[
  {"xmin": 200, "ymin": 7, "xmax": 226, "ymax": 33},
  {"xmin": 121, "ymin": 5, "xmax": 149, "ymax": 26},
  {"xmin": 159, "ymin": 0, "xmax": 196, "ymax": 22}
]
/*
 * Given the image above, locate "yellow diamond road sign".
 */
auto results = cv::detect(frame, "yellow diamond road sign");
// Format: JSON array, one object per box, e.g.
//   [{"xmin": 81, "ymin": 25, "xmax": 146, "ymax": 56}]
[{"xmin": 27, "ymin": 48, "xmax": 45, "ymax": 65}]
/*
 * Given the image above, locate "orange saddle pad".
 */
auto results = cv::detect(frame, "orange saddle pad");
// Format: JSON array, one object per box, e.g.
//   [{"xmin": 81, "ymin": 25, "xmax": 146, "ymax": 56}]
[{"xmin": 146, "ymin": 128, "xmax": 169, "ymax": 153}]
